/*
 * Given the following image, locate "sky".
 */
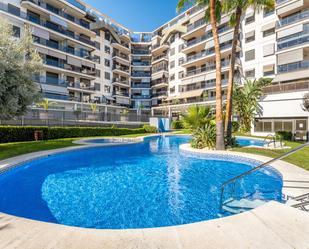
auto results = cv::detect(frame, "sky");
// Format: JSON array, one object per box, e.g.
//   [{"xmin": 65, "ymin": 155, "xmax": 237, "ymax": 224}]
[{"xmin": 85, "ymin": 0, "xmax": 181, "ymax": 32}]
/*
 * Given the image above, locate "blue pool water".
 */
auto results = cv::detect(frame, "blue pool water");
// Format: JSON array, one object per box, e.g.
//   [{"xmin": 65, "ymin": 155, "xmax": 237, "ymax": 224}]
[
  {"xmin": 0, "ymin": 136, "xmax": 282, "ymax": 229},
  {"xmin": 236, "ymin": 137, "xmax": 266, "ymax": 147}
]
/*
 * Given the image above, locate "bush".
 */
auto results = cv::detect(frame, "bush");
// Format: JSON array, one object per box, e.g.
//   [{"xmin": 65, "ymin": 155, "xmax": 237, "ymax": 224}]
[
  {"xmin": 171, "ymin": 120, "xmax": 183, "ymax": 130},
  {"xmin": 275, "ymin": 131, "xmax": 293, "ymax": 141},
  {"xmin": 191, "ymin": 124, "xmax": 216, "ymax": 149},
  {"xmin": 0, "ymin": 126, "xmax": 151, "ymax": 143},
  {"xmin": 231, "ymin": 121, "xmax": 240, "ymax": 133},
  {"xmin": 142, "ymin": 124, "xmax": 158, "ymax": 133}
]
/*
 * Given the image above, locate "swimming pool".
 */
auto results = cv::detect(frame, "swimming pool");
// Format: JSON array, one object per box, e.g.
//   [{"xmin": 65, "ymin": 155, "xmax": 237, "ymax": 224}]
[
  {"xmin": 0, "ymin": 136, "xmax": 282, "ymax": 229},
  {"xmin": 236, "ymin": 137, "xmax": 266, "ymax": 147}
]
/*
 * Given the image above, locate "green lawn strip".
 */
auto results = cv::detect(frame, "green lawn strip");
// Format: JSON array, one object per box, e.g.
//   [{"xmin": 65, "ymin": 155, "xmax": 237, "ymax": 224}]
[
  {"xmin": 231, "ymin": 141, "xmax": 309, "ymax": 171},
  {"xmin": 0, "ymin": 133, "xmax": 151, "ymax": 161}
]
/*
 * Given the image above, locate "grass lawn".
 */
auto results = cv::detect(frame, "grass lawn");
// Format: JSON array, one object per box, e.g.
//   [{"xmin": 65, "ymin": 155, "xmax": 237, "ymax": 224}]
[{"xmin": 0, "ymin": 133, "xmax": 149, "ymax": 161}]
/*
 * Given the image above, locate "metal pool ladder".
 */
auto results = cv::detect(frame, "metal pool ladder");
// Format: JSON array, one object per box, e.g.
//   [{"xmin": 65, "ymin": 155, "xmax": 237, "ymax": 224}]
[
  {"xmin": 263, "ymin": 134, "xmax": 277, "ymax": 147},
  {"xmin": 219, "ymin": 142, "xmax": 309, "ymax": 213}
]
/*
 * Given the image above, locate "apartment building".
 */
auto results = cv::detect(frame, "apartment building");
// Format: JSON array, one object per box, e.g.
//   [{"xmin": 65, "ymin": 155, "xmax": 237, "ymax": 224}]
[
  {"xmin": 252, "ymin": 0, "xmax": 309, "ymax": 139},
  {"xmin": 0, "ymin": 0, "xmax": 308, "ymax": 136}
]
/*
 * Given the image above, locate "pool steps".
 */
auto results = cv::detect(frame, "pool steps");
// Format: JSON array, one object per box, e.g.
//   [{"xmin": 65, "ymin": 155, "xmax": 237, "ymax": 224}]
[{"xmin": 222, "ymin": 198, "xmax": 268, "ymax": 214}]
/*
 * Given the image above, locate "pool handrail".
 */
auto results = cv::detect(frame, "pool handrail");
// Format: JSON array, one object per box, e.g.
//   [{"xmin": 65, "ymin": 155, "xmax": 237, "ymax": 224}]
[
  {"xmin": 263, "ymin": 134, "xmax": 276, "ymax": 147},
  {"xmin": 219, "ymin": 142, "xmax": 309, "ymax": 211}
]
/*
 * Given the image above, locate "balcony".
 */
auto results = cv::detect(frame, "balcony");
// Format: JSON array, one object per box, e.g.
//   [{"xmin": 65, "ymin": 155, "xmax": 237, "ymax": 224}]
[
  {"xmin": 112, "ymin": 78, "xmax": 130, "ymax": 87},
  {"xmin": 131, "ymin": 83, "xmax": 151, "ymax": 88},
  {"xmin": 131, "ymin": 49, "xmax": 151, "ymax": 55},
  {"xmin": 21, "ymin": 0, "xmax": 91, "ymax": 30},
  {"xmin": 112, "ymin": 65, "xmax": 130, "ymax": 75},
  {"xmin": 152, "ymin": 43, "xmax": 169, "ymax": 55},
  {"xmin": 34, "ymin": 76, "xmax": 68, "ymax": 87},
  {"xmin": 152, "ymin": 79, "xmax": 168, "ymax": 89},
  {"xmin": 131, "ymin": 72, "xmax": 151, "ymax": 78},
  {"xmin": 263, "ymin": 80, "xmax": 309, "ymax": 94},
  {"xmin": 113, "ymin": 52, "xmax": 130, "ymax": 64},
  {"xmin": 33, "ymin": 37, "xmax": 98, "ymax": 62},
  {"xmin": 184, "ymin": 60, "xmax": 230, "ymax": 78},
  {"xmin": 131, "ymin": 61, "xmax": 151, "ymax": 67},
  {"xmin": 183, "ymin": 43, "xmax": 233, "ymax": 67},
  {"xmin": 152, "ymin": 92, "xmax": 168, "ymax": 98},
  {"xmin": 277, "ymin": 9, "xmax": 309, "ymax": 28},
  {"xmin": 44, "ymin": 59, "xmax": 96, "ymax": 78},
  {"xmin": 152, "ymin": 54, "xmax": 168, "ymax": 64},
  {"xmin": 277, "ymin": 31, "xmax": 309, "ymax": 50},
  {"xmin": 111, "ymin": 41, "xmax": 130, "ymax": 52},
  {"xmin": 67, "ymin": 82, "xmax": 96, "ymax": 93},
  {"xmin": 152, "ymin": 67, "xmax": 168, "ymax": 74},
  {"xmin": 278, "ymin": 59, "xmax": 309, "ymax": 73},
  {"xmin": 0, "ymin": 2, "xmax": 96, "ymax": 48},
  {"xmin": 113, "ymin": 91, "xmax": 130, "ymax": 97},
  {"xmin": 131, "ymin": 95, "xmax": 151, "ymax": 99}
]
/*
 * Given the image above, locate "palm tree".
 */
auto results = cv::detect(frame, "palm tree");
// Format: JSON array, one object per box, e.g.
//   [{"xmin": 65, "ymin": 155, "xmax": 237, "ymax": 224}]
[
  {"xmin": 223, "ymin": 0, "xmax": 274, "ymax": 143},
  {"xmin": 37, "ymin": 98, "xmax": 55, "ymax": 126},
  {"xmin": 233, "ymin": 78, "xmax": 270, "ymax": 132},
  {"xmin": 181, "ymin": 105, "xmax": 214, "ymax": 130},
  {"xmin": 177, "ymin": 0, "xmax": 225, "ymax": 150}
]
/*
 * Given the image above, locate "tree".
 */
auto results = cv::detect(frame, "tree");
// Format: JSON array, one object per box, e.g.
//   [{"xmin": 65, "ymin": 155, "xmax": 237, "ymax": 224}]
[
  {"xmin": 37, "ymin": 99, "xmax": 55, "ymax": 125},
  {"xmin": 0, "ymin": 21, "xmax": 42, "ymax": 120},
  {"xmin": 233, "ymin": 78, "xmax": 271, "ymax": 132},
  {"xmin": 223, "ymin": 0, "xmax": 274, "ymax": 143},
  {"xmin": 177, "ymin": 0, "xmax": 225, "ymax": 150},
  {"xmin": 180, "ymin": 105, "xmax": 214, "ymax": 130}
]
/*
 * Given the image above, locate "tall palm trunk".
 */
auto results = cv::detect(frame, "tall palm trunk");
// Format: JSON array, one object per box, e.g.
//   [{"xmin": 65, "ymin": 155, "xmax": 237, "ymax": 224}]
[
  {"xmin": 225, "ymin": 6, "xmax": 242, "ymax": 144},
  {"xmin": 209, "ymin": 0, "xmax": 225, "ymax": 150}
]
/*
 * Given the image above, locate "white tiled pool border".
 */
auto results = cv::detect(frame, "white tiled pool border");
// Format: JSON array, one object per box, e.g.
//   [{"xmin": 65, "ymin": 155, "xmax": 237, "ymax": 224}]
[{"xmin": 0, "ymin": 135, "xmax": 309, "ymax": 249}]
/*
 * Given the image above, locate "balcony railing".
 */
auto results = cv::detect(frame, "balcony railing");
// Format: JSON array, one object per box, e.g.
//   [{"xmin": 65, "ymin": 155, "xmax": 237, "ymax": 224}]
[
  {"xmin": 152, "ymin": 67, "xmax": 168, "ymax": 74},
  {"xmin": 65, "ymin": 0, "xmax": 86, "ymax": 11},
  {"xmin": 277, "ymin": 32, "xmax": 309, "ymax": 50},
  {"xmin": 132, "ymin": 49, "xmax": 150, "ymax": 55},
  {"xmin": 152, "ymin": 92, "xmax": 168, "ymax": 97},
  {"xmin": 277, "ymin": 9, "xmax": 309, "ymax": 28},
  {"xmin": 34, "ymin": 76, "xmax": 68, "ymax": 87},
  {"xmin": 132, "ymin": 62, "xmax": 151, "ymax": 66},
  {"xmin": 68, "ymin": 82, "xmax": 95, "ymax": 91},
  {"xmin": 0, "ymin": 2, "xmax": 95, "ymax": 47},
  {"xmin": 152, "ymin": 54, "xmax": 168, "ymax": 63},
  {"xmin": 113, "ymin": 52, "xmax": 130, "ymax": 61},
  {"xmin": 112, "ymin": 65, "xmax": 130, "ymax": 73},
  {"xmin": 263, "ymin": 81, "xmax": 309, "ymax": 94},
  {"xmin": 21, "ymin": 0, "xmax": 90, "ymax": 29},
  {"xmin": 33, "ymin": 37, "xmax": 97, "ymax": 62},
  {"xmin": 131, "ymin": 83, "xmax": 151, "ymax": 88},
  {"xmin": 112, "ymin": 78, "xmax": 130, "ymax": 85},
  {"xmin": 187, "ymin": 18, "xmax": 206, "ymax": 32},
  {"xmin": 152, "ymin": 80, "xmax": 168, "ymax": 86},
  {"xmin": 186, "ymin": 43, "xmax": 232, "ymax": 64},
  {"xmin": 278, "ymin": 59, "xmax": 309, "ymax": 73},
  {"xmin": 131, "ymin": 72, "xmax": 151, "ymax": 77},
  {"xmin": 131, "ymin": 95, "xmax": 151, "ymax": 99},
  {"xmin": 185, "ymin": 60, "xmax": 230, "ymax": 77},
  {"xmin": 113, "ymin": 91, "xmax": 130, "ymax": 97}
]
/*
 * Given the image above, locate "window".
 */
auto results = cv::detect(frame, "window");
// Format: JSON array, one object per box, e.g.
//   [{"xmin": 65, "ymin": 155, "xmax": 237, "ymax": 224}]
[
  {"xmin": 178, "ymin": 71, "xmax": 184, "ymax": 79},
  {"xmin": 46, "ymin": 4, "xmax": 59, "ymax": 14},
  {"xmin": 104, "ymin": 72, "xmax": 110, "ymax": 80},
  {"xmin": 170, "ymin": 74, "xmax": 175, "ymax": 81},
  {"xmin": 170, "ymin": 60, "xmax": 175, "ymax": 69},
  {"xmin": 245, "ymin": 49, "xmax": 255, "ymax": 61},
  {"xmin": 104, "ymin": 45, "xmax": 110, "ymax": 54},
  {"xmin": 12, "ymin": 26, "xmax": 20, "ymax": 38},
  {"xmin": 105, "ymin": 32, "xmax": 111, "ymax": 41},
  {"xmin": 263, "ymin": 28, "xmax": 275, "ymax": 37},
  {"xmin": 245, "ymin": 31, "xmax": 255, "ymax": 43},
  {"xmin": 245, "ymin": 15, "xmax": 255, "ymax": 25},
  {"xmin": 8, "ymin": 4, "xmax": 20, "ymax": 16},
  {"xmin": 245, "ymin": 69, "xmax": 255, "ymax": 78},
  {"xmin": 94, "ymin": 41, "xmax": 100, "ymax": 50},
  {"xmin": 254, "ymin": 121, "xmax": 272, "ymax": 132},
  {"xmin": 95, "ymin": 69, "xmax": 101, "ymax": 77},
  {"xmin": 46, "ymin": 72, "xmax": 59, "ymax": 84},
  {"xmin": 94, "ymin": 83, "xmax": 101, "ymax": 91},
  {"xmin": 104, "ymin": 59, "xmax": 110, "ymax": 67},
  {"xmin": 178, "ymin": 44, "xmax": 184, "ymax": 52},
  {"xmin": 170, "ymin": 35, "xmax": 175, "ymax": 43},
  {"xmin": 179, "ymin": 57, "xmax": 184, "ymax": 66},
  {"xmin": 263, "ymin": 8, "xmax": 274, "ymax": 17},
  {"xmin": 170, "ymin": 48, "xmax": 175, "ymax": 56},
  {"xmin": 170, "ymin": 86, "xmax": 175, "ymax": 94},
  {"xmin": 104, "ymin": 85, "xmax": 111, "ymax": 93}
]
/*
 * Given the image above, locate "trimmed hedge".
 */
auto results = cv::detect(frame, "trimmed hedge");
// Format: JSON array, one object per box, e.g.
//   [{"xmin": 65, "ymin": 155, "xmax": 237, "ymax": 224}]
[
  {"xmin": 171, "ymin": 120, "xmax": 184, "ymax": 130},
  {"xmin": 275, "ymin": 131, "xmax": 293, "ymax": 141},
  {"xmin": 0, "ymin": 126, "xmax": 152, "ymax": 143}
]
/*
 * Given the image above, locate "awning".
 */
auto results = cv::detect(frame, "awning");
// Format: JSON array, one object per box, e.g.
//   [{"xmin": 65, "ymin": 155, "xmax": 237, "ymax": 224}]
[
  {"xmin": 168, "ymin": 89, "xmax": 205, "ymax": 101},
  {"xmin": 277, "ymin": 48, "xmax": 303, "ymax": 65},
  {"xmin": 161, "ymin": 24, "xmax": 187, "ymax": 44},
  {"xmin": 32, "ymin": 26, "xmax": 49, "ymax": 40},
  {"xmin": 272, "ymin": 70, "xmax": 308, "ymax": 83},
  {"xmin": 82, "ymin": 60, "xmax": 95, "ymax": 68},
  {"xmin": 245, "ymin": 30, "xmax": 255, "ymax": 38},
  {"xmin": 261, "ymin": 21, "xmax": 276, "ymax": 31},
  {"xmin": 50, "ymin": 15, "xmax": 68, "ymax": 28},
  {"xmin": 263, "ymin": 64, "xmax": 274, "ymax": 72},
  {"xmin": 67, "ymin": 56, "xmax": 82, "ymax": 67},
  {"xmin": 103, "ymin": 95, "xmax": 114, "ymax": 101},
  {"xmin": 48, "ymin": 50, "xmax": 66, "ymax": 60}
]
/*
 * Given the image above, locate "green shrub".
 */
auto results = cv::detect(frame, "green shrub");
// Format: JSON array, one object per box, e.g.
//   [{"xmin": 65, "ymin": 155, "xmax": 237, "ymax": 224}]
[
  {"xmin": 275, "ymin": 131, "xmax": 293, "ymax": 141},
  {"xmin": 231, "ymin": 121, "xmax": 240, "ymax": 133},
  {"xmin": 0, "ymin": 126, "xmax": 150, "ymax": 143},
  {"xmin": 171, "ymin": 120, "xmax": 183, "ymax": 130},
  {"xmin": 142, "ymin": 124, "xmax": 158, "ymax": 133},
  {"xmin": 191, "ymin": 124, "xmax": 216, "ymax": 149}
]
